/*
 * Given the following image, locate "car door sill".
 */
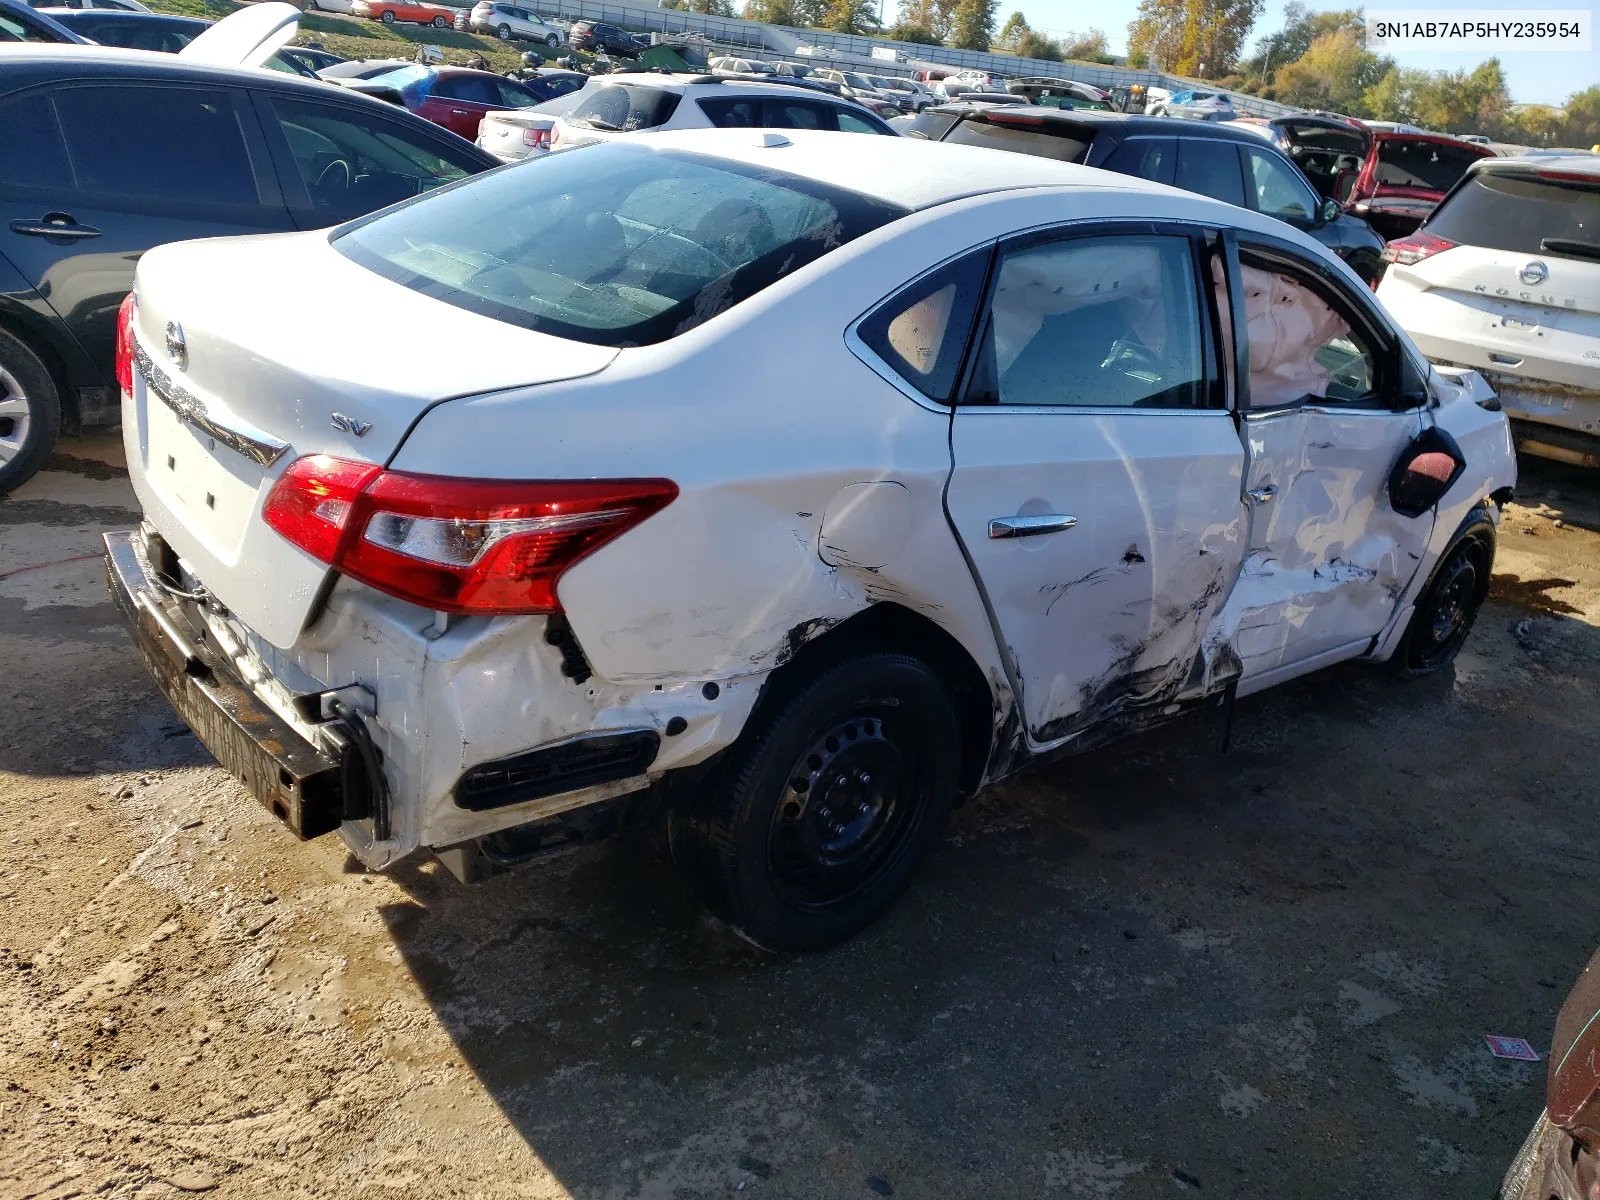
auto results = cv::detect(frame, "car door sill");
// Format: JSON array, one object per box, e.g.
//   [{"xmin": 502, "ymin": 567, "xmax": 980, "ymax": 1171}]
[{"xmin": 1236, "ymin": 637, "xmax": 1372, "ymax": 698}]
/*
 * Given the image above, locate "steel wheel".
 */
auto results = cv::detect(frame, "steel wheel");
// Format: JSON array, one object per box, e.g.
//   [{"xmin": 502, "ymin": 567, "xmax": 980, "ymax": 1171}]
[
  {"xmin": 1393, "ymin": 514, "xmax": 1495, "ymax": 676},
  {"xmin": 0, "ymin": 365, "xmax": 31, "ymax": 469},
  {"xmin": 767, "ymin": 713, "xmax": 918, "ymax": 909}
]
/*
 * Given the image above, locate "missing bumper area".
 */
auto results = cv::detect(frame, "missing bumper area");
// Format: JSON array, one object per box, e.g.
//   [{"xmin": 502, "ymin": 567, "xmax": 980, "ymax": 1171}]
[{"xmin": 452, "ymin": 729, "xmax": 661, "ymax": 813}]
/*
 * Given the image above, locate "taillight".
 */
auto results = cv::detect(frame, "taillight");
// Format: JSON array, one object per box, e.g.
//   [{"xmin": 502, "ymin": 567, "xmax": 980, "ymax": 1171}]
[
  {"xmin": 1381, "ymin": 231, "xmax": 1456, "ymax": 267},
  {"xmin": 549, "ymin": 123, "xmax": 561, "ymax": 146},
  {"xmin": 262, "ymin": 456, "xmax": 677, "ymax": 615},
  {"xmin": 523, "ymin": 125, "xmax": 551, "ymax": 150},
  {"xmin": 114, "ymin": 291, "xmax": 137, "ymax": 395}
]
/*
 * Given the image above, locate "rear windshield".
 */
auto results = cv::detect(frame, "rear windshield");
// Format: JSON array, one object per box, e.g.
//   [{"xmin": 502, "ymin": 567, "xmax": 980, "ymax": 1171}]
[
  {"xmin": 565, "ymin": 85, "xmax": 680, "ymax": 132},
  {"xmin": 1426, "ymin": 171, "xmax": 1600, "ymax": 261},
  {"xmin": 335, "ymin": 143, "xmax": 906, "ymax": 347},
  {"xmin": 1374, "ymin": 139, "xmax": 1483, "ymax": 192},
  {"xmin": 942, "ymin": 116, "xmax": 1090, "ymax": 164},
  {"xmin": 901, "ymin": 109, "xmax": 961, "ymax": 140}
]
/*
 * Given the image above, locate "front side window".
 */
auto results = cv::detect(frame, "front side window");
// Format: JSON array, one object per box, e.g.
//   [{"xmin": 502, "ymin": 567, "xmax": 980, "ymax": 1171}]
[
  {"xmin": 1237, "ymin": 250, "xmax": 1379, "ymax": 408},
  {"xmin": 1244, "ymin": 147, "xmax": 1316, "ymax": 220},
  {"xmin": 965, "ymin": 235, "xmax": 1207, "ymax": 409},
  {"xmin": 269, "ymin": 97, "xmax": 474, "ymax": 213},
  {"xmin": 857, "ymin": 250, "xmax": 989, "ymax": 402},
  {"xmin": 836, "ymin": 109, "xmax": 891, "ymax": 135},
  {"xmin": 337, "ymin": 143, "xmax": 905, "ymax": 346},
  {"xmin": 435, "ymin": 75, "xmax": 498, "ymax": 105},
  {"xmin": 54, "ymin": 84, "xmax": 256, "ymax": 205},
  {"xmin": 566, "ymin": 85, "xmax": 680, "ymax": 132}
]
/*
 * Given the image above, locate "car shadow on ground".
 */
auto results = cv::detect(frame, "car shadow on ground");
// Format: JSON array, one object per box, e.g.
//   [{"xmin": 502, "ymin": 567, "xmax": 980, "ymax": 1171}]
[{"xmin": 364, "ymin": 594, "xmax": 1600, "ymax": 1198}]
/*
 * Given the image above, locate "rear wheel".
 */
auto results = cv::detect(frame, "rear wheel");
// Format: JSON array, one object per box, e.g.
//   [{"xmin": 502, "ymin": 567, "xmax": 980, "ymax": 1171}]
[
  {"xmin": 497, "ymin": 22, "xmax": 511, "ymax": 37},
  {"xmin": 668, "ymin": 653, "xmax": 959, "ymax": 952},
  {"xmin": 545, "ymin": 31, "xmax": 559, "ymax": 46},
  {"xmin": 432, "ymin": 14, "xmax": 446, "ymax": 25},
  {"xmin": 380, "ymin": 9, "xmax": 395, "ymax": 21},
  {"xmin": 0, "ymin": 327, "xmax": 61, "ymax": 497},
  {"xmin": 1390, "ymin": 511, "xmax": 1495, "ymax": 676}
]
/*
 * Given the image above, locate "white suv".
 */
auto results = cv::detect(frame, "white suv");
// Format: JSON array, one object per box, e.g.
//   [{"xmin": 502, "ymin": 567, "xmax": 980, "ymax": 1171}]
[
  {"xmin": 468, "ymin": 1, "xmax": 562, "ymax": 44},
  {"xmin": 1378, "ymin": 154, "xmax": 1600, "ymax": 467},
  {"xmin": 552, "ymin": 74, "xmax": 897, "ymax": 146},
  {"xmin": 108, "ymin": 131, "xmax": 1512, "ymax": 950}
]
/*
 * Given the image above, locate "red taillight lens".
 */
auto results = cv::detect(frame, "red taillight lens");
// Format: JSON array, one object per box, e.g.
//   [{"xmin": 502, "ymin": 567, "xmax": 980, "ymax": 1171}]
[
  {"xmin": 262, "ymin": 457, "xmax": 677, "ymax": 615},
  {"xmin": 522, "ymin": 126, "xmax": 551, "ymax": 149},
  {"xmin": 549, "ymin": 123, "xmax": 561, "ymax": 146},
  {"xmin": 1380, "ymin": 231, "xmax": 1456, "ymax": 267},
  {"xmin": 114, "ymin": 291, "xmax": 137, "ymax": 395},
  {"xmin": 262, "ymin": 455, "xmax": 383, "ymax": 564}
]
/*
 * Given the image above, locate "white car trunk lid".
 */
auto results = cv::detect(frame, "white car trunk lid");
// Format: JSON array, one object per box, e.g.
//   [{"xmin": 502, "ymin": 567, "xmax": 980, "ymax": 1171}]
[
  {"xmin": 126, "ymin": 230, "xmax": 617, "ymax": 649},
  {"xmin": 178, "ymin": 1, "xmax": 300, "ymax": 68}
]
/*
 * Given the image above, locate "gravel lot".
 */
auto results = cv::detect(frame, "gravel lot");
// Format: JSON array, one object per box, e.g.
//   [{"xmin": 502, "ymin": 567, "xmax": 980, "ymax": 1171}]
[{"xmin": 3, "ymin": 433, "xmax": 1599, "ymax": 1199}]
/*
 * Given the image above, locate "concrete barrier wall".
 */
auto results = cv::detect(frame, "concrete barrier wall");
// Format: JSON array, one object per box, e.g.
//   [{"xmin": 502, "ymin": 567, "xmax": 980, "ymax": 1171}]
[{"xmin": 534, "ymin": 0, "xmax": 1303, "ymax": 118}]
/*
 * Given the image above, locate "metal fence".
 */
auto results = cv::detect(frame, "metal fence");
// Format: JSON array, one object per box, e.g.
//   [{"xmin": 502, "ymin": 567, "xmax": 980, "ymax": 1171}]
[{"xmin": 531, "ymin": 0, "xmax": 1302, "ymax": 118}]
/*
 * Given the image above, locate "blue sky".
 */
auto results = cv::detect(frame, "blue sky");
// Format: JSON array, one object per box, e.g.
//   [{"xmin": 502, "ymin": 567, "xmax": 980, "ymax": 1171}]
[{"xmin": 1014, "ymin": 0, "xmax": 1598, "ymax": 105}]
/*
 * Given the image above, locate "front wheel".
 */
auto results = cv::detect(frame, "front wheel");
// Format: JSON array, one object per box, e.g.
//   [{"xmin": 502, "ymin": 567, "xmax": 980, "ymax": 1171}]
[
  {"xmin": 1390, "ymin": 511, "xmax": 1495, "ymax": 676},
  {"xmin": 496, "ymin": 22, "xmax": 511, "ymax": 37},
  {"xmin": 379, "ymin": 9, "xmax": 395, "ymax": 21},
  {"xmin": 0, "ymin": 327, "xmax": 62, "ymax": 497},
  {"xmin": 545, "ymin": 32, "xmax": 559, "ymax": 46},
  {"xmin": 668, "ymin": 653, "xmax": 960, "ymax": 952},
  {"xmin": 432, "ymin": 14, "xmax": 447, "ymax": 25}
]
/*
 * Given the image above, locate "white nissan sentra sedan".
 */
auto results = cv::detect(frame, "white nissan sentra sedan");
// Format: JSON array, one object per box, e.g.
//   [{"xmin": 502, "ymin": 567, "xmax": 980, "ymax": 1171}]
[{"xmin": 107, "ymin": 131, "xmax": 1515, "ymax": 951}]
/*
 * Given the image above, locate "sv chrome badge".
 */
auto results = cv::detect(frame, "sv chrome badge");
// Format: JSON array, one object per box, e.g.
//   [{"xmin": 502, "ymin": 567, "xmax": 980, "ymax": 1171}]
[
  {"xmin": 331, "ymin": 412, "xmax": 372, "ymax": 437},
  {"xmin": 164, "ymin": 321, "xmax": 186, "ymax": 369}
]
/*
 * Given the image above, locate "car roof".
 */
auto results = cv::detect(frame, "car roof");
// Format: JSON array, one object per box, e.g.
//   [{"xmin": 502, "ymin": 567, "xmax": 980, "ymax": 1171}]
[
  {"xmin": 41, "ymin": 7, "xmax": 205, "ymax": 21},
  {"xmin": 594, "ymin": 72, "xmax": 849, "ymax": 100},
  {"xmin": 637, "ymin": 127, "xmax": 1179, "ymax": 210},
  {"xmin": 0, "ymin": 42, "xmax": 472, "ymax": 112},
  {"xmin": 931, "ymin": 104, "xmax": 1268, "ymax": 145},
  {"xmin": 1475, "ymin": 152, "xmax": 1600, "ymax": 177}
]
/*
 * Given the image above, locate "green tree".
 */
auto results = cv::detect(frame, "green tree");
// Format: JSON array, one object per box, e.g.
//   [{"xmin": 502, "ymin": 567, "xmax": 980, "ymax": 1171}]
[
  {"xmin": 684, "ymin": 0, "xmax": 735, "ymax": 13},
  {"xmin": 1127, "ymin": 0, "xmax": 1185, "ymax": 71},
  {"xmin": 1174, "ymin": 0, "xmax": 1262, "ymax": 77},
  {"xmin": 1411, "ymin": 59, "xmax": 1509, "ymax": 133},
  {"xmin": 995, "ymin": 10, "xmax": 1029, "ymax": 52},
  {"xmin": 1239, "ymin": 2, "xmax": 1362, "ymax": 86},
  {"xmin": 1061, "ymin": 28, "xmax": 1109, "ymax": 60},
  {"xmin": 1510, "ymin": 104, "xmax": 1566, "ymax": 147},
  {"xmin": 894, "ymin": 0, "xmax": 959, "ymax": 41},
  {"xmin": 822, "ymin": 0, "xmax": 877, "ymax": 31},
  {"xmin": 887, "ymin": 18, "xmax": 941, "ymax": 40},
  {"xmin": 743, "ymin": 0, "xmax": 797, "ymax": 22},
  {"xmin": 949, "ymin": 0, "xmax": 998, "ymax": 49},
  {"xmin": 1017, "ymin": 28, "xmax": 1061, "ymax": 58},
  {"xmin": 1361, "ymin": 65, "xmax": 1427, "ymax": 123},
  {"xmin": 1562, "ymin": 84, "xmax": 1600, "ymax": 145},
  {"xmin": 1273, "ymin": 29, "xmax": 1389, "ymax": 115}
]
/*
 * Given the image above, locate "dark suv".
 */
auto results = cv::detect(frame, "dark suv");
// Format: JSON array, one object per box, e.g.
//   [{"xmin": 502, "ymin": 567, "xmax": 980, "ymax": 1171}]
[
  {"xmin": 904, "ymin": 105, "xmax": 1388, "ymax": 285},
  {"xmin": 0, "ymin": 46, "xmax": 495, "ymax": 492},
  {"xmin": 566, "ymin": 19, "xmax": 638, "ymax": 58}
]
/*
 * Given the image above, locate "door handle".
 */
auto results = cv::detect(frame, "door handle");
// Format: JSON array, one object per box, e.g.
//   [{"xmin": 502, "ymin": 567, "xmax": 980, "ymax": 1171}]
[
  {"xmin": 10, "ymin": 213, "xmax": 102, "ymax": 240},
  {"xmin": 988, "ymin": 513, "xmax": 1078, "ymax": 539},
  {"xmin": 1247, "ymin": 485, "xmax": 1277, "ymax": 504},
  {"xmin": 450, "ymin": 108, "xmax": 469, "ymax": 115}
]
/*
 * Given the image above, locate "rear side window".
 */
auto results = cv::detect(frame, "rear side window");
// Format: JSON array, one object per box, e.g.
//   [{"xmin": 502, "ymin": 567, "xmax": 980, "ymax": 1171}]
[
  {"xmin": 1425, "ymin": 171, "xmax": 1600, "ymax": 259},
  {"xmin": 857, "ymin": 250, "xmax": 989, "ymax": 402},
  {"xmin": 54, "ymin": 85, "xmax": 256, "ymax": 205},
  {"xmin": 698, "ymin": 96, "xmax": 761, "ymax": 128},
  {"xmin": 942, "ymin": 116, "xmax": 1090, "ymax": 164},
  {"xmin": 435, "ymin": 75, "xmax": 498, "ymax": 105},
  {"xmin": 1102, "ymin": 138, "xmax": 1175, "ymax": 185},
  {"xmin": 336, "ymin": 143, "xmax": 906, "ymax": 346},
  {"xmin": 1375, "ymin": 140, "xmax": 1482, "ymax": 191},
  {"xmin": 964, "ymin": 234, "xmax": 1208, "ymax": 409},
  {"xmin": 0, "ymin": 93, "xmax": 72, "ymax": 189},
  {"xmin": 836, "ymin": 109, "xmax": 892, "ymax": 135},
  {"xmin": 567, "ymin": 85, "xmax": 680, "ymax": 132},
  {"xmin": 768, "ymin": 99, "xmax": 833, "ymax": 130},
  {"xmin": 1175, "ymin": 140, "xmax": 1245, "ymax": 207},
  {"xmin": 76, "ymin": 15, "xmax": 198, "ymax": 50},
  {"xmin": 901, "ymin": 108, "xmax": 960, "ymax": 141}
]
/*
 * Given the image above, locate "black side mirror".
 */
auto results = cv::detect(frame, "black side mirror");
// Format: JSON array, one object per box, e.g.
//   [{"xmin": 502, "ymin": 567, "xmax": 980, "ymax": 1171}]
[{"xmin": 1388, "ymin": 426, "xmax": 1466, "ymax": 517}]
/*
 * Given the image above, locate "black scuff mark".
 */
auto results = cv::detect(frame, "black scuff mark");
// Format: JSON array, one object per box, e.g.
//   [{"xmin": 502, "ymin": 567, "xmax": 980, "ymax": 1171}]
[
  {"xmin": 1121, "ymin": 544, "xmax": 1146, "ymax": 565},
  {"xmin": 774, "ymin": 617, "xmax": 838, "ymax": 667}
]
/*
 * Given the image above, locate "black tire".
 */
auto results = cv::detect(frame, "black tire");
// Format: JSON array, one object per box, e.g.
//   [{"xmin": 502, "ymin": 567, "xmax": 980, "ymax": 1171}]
[
  {"xmin": 432, "ymin": 14, "xmax": 447, "ymax": 25},
  {"xmin": 380, "ymin": 9, "xmax": 395, "ymax": 21},
  {"xmin": 545, "ymin": 32, "xmax": 559, "ymax": 46},
  {"xmin": 668, "ymin": 653, "xmax": 960, "ymax": 952},
  {"xmin": 497, "ymin": 22, "xmax": 511, "ymax": 37},
  {"xmin": 1347, "ymin": 249, "xmax": 1384, "ymax": 288},
  {"xmin": 1389, "ymin": 509, "xmax": 1495, "ymax": 677},
  {"xmin": 0, "ymin": 326, "xmax": 62, "ymax": 497}
]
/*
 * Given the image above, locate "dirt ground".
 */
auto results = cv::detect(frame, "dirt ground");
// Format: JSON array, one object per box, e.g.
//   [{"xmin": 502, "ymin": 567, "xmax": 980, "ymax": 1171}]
[{"xmin": 4, "ymin": 432, "xmax": 1600, "ymax": 1200}]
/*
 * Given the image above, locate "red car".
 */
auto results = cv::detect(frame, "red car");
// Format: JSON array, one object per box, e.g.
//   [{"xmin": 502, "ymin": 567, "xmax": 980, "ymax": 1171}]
[
  {"xmin": 372, "ymin": 64, "xmax": 545, "ymax": 140},
  {"xmin": 351, "ymin": 0, "xmax": 458, "ymax": 27},
  {"xmin": 1249, "ymin": 114, "xmax": 1496, "ymax": 241}
]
